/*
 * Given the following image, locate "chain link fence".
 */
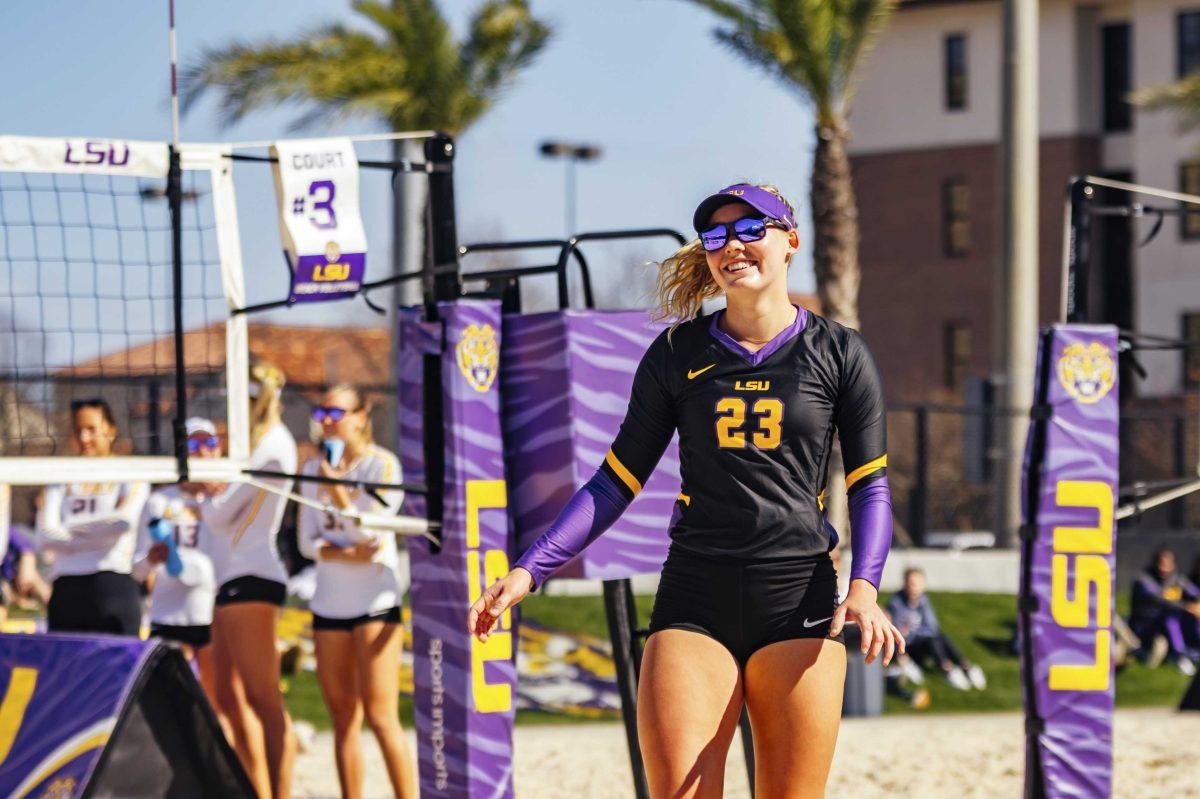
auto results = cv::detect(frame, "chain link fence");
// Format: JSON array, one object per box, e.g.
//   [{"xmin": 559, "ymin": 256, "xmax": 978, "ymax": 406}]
[{"xmin": 890, "ymin": 396, "xmax": 1200, "ymax": 545}]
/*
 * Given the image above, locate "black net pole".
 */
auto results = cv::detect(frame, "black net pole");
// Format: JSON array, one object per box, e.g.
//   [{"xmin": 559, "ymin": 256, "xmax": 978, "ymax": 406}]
[
  {"xmin": 1066, "ymin": 178, "xmax": 1093, "ymax": 324},
  {"xmin": 1020, "ymin": 326, "xmax": 1055, "ymax": 799},
  {"xmin": 420, "ymin": 132, "xmax": 460, "ymax": 550},
  {"xmin": 168, "ymin": 146, "xmax": 188, "ymax": 480},
  {"xmin": 425, "ymin": 133, "xmax": 461, "ymax": 307},
  {"xmin": 602, "ymin": 579, "xmax": 651, "ymax": 799}
]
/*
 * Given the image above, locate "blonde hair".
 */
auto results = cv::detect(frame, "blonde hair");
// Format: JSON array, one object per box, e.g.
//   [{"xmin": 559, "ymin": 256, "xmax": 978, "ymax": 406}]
[
  {"xmin": 249, "ymin": 361, "xmax": 285, "ymax": 450},
  {"xmin": 325, "ymin": 382, "xmax": 374, "ymax": 451},
  {"xmin": 654, "ymin": 184, "xmax": 796, "ymax": 332}
]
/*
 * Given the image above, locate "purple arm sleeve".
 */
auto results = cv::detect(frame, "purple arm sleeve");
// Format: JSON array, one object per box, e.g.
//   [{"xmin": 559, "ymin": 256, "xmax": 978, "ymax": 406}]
[
  {"xmin": 514, "ymin": 469, "xmax": 631, "ymax": 589},
  {"xmin": 848, "ymin": 476, "xmax": 893, "ymax": 589}
]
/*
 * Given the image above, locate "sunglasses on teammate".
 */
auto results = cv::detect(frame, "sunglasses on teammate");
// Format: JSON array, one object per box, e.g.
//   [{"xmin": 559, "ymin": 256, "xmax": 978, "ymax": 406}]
[
  {"xmin": 312, "ymin": 406, "xmax": 349, "ymax": 423},
  {"xmin": 184, "ymin": 417, "xmax": 221, "ymax": 455}
]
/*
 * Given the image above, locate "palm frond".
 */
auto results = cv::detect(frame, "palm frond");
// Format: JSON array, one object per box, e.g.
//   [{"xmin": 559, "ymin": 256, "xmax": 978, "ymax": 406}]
[
  {"xmin": 182, "ymin": 0, "xmax": 552, "ymax": 135},
  {"xmin": 681, "ymin": 0, "xmax": 895, "ymax": 123},
  {"xmin": 1132, "ymin": 74, "xmax": 1200, "ymax": 131},
  {"xmin": 461, "ymin": 0, "xmax": 553, "ymax": 102}
]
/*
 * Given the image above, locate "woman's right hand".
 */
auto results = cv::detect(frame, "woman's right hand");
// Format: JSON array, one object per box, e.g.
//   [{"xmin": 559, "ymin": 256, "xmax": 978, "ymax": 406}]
[{"xmin": 468, "ymin": 567, "xmax": 535, "ymax": 642}]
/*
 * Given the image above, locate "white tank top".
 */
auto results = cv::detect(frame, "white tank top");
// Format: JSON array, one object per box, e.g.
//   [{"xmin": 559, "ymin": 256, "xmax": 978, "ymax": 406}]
[
  {"xmin": 298, "ymin": 444, "xmax": 409, "ymax": 619},
  {"xmin": 201, "ymin": 422, "xmax": 296, "ymax": 586},
  {"xmin": 134, "ymin": 486, "xmax": 216, "ymax": 627},
  {"xmin": 36, "ymin": 481, "xmax": 149, "ymax": 580}
]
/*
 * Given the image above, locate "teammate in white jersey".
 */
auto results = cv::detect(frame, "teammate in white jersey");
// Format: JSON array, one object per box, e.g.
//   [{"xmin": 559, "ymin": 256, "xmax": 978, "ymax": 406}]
[
  {"xmin": 36, "ymin": 399, "xmax": 149, "ymax": 635},
  {"xmin": 298, "ymin": 383, "xmax": 415, "ymax": 799},
  {"xmin": 201, "ymin": 363, "xmax": 297, "ymax": 799},
  {"xmin": 134, "ymin": 418, "xmax": 220, "ymax": 707}
]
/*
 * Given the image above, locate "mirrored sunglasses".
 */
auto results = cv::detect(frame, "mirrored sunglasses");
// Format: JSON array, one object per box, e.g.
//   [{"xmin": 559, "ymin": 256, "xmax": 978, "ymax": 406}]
[
  {"xmin": 699, "ymin": 215, "xmax": 784, "ymax": 252},
  {"xmin": 312, "ymin": 406, "xmax": 348, "ymax": 423},
  {"xmin": 186, "ymin": 435, "xmax": 220, "ymax": 454}
]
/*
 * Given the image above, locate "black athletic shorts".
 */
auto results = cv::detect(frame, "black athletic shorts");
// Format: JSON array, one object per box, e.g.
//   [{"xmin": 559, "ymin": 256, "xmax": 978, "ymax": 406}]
[
  {"xmin": 151, "ymin": 623, "xmax": 212, "ymax": 649},
  {"xmin": 311, "ymin": 606, "xmax": 402, "ymax": 632},
  {"xmin": 214, "ymin": 575, "xmax": 286, "ymax": 607},
  {"xmin": 47, "ymin": 571, "xmax": 142, "ymax": 636},
  {"xmin": 648, "ymin": 546, "xmax": 844, "ymax": 667}
]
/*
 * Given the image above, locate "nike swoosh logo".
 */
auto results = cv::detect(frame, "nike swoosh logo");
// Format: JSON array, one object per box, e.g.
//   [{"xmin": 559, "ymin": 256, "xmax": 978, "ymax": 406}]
[
  {"xmin": 687, "ymin": 364, "xmax": 716, "ymax": 379},
  {"xmin": 802, "ymin": 615, "xmax": 834, "ymax": 628}
]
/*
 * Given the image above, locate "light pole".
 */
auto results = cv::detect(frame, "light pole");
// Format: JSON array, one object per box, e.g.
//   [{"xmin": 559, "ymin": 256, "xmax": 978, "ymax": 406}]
[
  {"xmin": 539, "ymin": 140, "xmax": 602, "ymax": 236},
  {"xmin": 994, "ymin": 0, "xmax": 1038, "ymax": 549}
]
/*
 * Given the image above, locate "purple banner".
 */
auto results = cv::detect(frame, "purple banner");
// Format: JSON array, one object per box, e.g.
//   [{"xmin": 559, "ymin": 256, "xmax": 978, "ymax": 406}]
[
  {"xmin": 1021, "ymin": 324, "xmax": 1118, "ymax": 799},
  {"xmin": 0, "ymin": 633, "xmax": 153, "ymax": 798},
  {"xmin": 287, "ymin": 249, "xmax": 365, "ymax": 303},
  {"xmin": 503, "ymin": 310, "xmax": 679, "ymax": 579},
  {"xmin": 401, "ymin": 301, "xmax": 516, "ymax": 798}
]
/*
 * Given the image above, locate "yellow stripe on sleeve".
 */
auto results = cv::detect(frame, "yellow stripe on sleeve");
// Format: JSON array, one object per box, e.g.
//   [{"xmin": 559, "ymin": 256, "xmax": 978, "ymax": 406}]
[
  {"xmin": 845, "ymin": 454, "xmax": 888, "ymax": 492},
  {"xmin": 817, "ymin": 490, "xmax": 825, "ymax": 511},
  {"xmin": 231, "ymin": 489, "xmax": 267, "ymax": 547},
  {"xmin": 604, "ymin": 450, "xmax": 642, "ymax": 497},
  {"xmin": 677, "ymin": 493, "xmax": 690, "ymax": 506}
]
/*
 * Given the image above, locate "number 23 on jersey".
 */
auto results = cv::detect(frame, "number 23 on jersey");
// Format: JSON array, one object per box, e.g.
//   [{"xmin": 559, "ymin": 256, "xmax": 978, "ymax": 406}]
[{"xmin": 715, "ymin": 398, "xmax": 784, "ymax": 449}]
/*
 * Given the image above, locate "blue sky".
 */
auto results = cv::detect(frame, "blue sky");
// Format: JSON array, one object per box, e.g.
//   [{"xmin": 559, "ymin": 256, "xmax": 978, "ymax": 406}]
[{"xmin": 0, "ymin": 0, "xmax": 816, "ymax": 328}]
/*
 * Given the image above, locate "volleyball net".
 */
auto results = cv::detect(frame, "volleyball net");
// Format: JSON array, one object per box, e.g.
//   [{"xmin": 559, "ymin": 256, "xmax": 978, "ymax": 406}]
[{"xmin": 0, "ymin": 136, "xmax": 249, "ymax": 485}]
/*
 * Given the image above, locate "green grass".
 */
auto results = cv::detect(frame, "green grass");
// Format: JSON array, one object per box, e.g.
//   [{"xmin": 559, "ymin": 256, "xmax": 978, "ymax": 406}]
[
  {"xmin": 283, "ymin": 590, "xmax": 1195, "ymax": 727},
  {"xmin": 881, "ymin": 591, "xmax": 1194, "ymax": 714}
]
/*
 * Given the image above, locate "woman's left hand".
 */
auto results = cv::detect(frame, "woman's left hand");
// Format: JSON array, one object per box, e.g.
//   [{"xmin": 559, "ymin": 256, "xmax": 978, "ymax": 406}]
[
  {"xmin": 318, "ymin": 459, "xmax": 345, "ymax": 480},
  {"xmin": 830, "ymin": 579, "xmax": 906, "ymax": 666}
]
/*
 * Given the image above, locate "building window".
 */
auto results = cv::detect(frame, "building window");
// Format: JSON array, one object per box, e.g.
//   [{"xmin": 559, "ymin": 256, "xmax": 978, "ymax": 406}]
[
  {"xmin": 1181, "ymin": 162, "xmax": 1200, "ymax": 240},
  {"xmin": 942, "ymin": 178, "xmax": 970, "ymax": 257},
  {"xmin": 943, "ymin": 322, "xmax": 972, "ymax": 389},
  {"xmin": 945, "ymin": 34, "xmax": 967, "ymax": 111},
  {"xmin": 1184, "ymin": 312, "xmax": 1200, "ymax": 388},
  {"xmin": 1179, "ymin": 11, "xmax": 1200, "ymax": 77},
  {"xmin": 1102, "ymin": 23, "xmax": 1132, "ymax": 132}
]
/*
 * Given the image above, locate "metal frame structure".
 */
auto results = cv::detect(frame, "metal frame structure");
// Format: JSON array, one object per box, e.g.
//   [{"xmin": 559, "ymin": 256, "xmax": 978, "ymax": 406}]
[
  {"xmin": 0, "ymin": 132, "xmax": 444, "ymax": 542},
  {"xmin": 1056, "ymin": 173, "xmax": 1200, "ymax": 726},
  {"xmin": 1062, "ymin": 174, "xmax": 1200, "ymax": 522}
]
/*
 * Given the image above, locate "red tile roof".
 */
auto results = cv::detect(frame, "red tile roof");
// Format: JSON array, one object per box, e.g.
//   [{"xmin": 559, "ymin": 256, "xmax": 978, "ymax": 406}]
[{"xmin": 63, "ymin": 323, "xmax": 391, "ymax": 387}]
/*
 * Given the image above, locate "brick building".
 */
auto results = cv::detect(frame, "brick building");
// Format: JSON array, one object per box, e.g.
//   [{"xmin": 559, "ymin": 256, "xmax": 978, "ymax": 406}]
[{"xmin": 849, "ymin": 0, "xmax": 1200, "ymax": 402}]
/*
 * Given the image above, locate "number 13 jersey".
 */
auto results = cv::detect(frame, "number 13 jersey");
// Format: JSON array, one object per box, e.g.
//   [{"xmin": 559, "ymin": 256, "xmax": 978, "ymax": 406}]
[{"xmin": 602, "ymin": 306, "xmax": 887, "ymax": 561}]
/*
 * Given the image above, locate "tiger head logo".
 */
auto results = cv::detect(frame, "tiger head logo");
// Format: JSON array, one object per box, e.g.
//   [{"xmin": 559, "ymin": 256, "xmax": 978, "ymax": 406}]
[
  {"xmin": 38, "ymin": 777, "xmax": 76, "ymax": 799},
  {"xmin": 456, "ymin": 323, "xmax": 499, "ymax": 393},
  {"xmin": 1057, "ymin": 341, "xmax": 1116, "ymax": 404}
]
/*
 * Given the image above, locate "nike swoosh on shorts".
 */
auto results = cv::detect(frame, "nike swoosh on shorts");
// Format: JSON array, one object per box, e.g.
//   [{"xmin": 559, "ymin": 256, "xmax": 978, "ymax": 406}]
[{"xmin": 802, "ymin": 615, "xmax": 833, "ymax": 628}]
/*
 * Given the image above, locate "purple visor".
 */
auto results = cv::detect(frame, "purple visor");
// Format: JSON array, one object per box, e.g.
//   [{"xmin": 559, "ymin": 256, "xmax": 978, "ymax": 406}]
[{"xmin": 692, "ymin": 183, "xmax": 796, "ymax": 233}]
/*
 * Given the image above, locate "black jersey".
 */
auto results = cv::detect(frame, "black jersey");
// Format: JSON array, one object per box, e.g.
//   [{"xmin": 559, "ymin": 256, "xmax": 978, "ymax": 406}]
[{"xmin": 599, "ymin": 307, "xmax": 887, "ymax": 561}]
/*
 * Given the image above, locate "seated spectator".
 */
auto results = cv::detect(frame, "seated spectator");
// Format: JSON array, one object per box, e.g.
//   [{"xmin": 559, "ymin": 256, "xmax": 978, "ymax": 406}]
[
  {"xmin": 1130, "ymin": 548, "xmax": 1200, "ymax": 675},
  {"xmin": 885, "ymin": 567, "xmax": 986, "ymax": 690}
]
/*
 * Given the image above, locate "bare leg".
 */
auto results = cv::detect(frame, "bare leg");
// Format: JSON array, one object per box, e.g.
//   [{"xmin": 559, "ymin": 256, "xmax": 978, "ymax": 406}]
[
  {"xmin": 637, "ymin": 630, "xmax": 743, "ymax": 799},
  {"xmin": 216, "ymin": 602, "xmax": 296, "ymax": 799},
  {"xmin": 354, "ymin": 620, "xmax": 417, "ymax": 798},
  {"xmin": 194, "ymin": 642, "xmax": 232, "ymax": 742},
  {"xmin": 213, "ymin": 610, "xmax": 272, "ymax": 798},
  {"xmin": 315, "ymin": 629, "xmax": 364, "ymax": 799},
  {"xmin": 744, "ymin": 639, "xmax": 846, "ymax": 799}
]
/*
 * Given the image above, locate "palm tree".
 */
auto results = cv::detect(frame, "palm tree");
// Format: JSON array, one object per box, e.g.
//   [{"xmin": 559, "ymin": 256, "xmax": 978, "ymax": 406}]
[
  {"xmin": 181, "ymin": 0, "xmax": 552, "ymax": 302},
  {"xmin": 679, "ymin": 0, "xmax": 897, "ymax": 330},
  {"xmin": 182, "ymin": 0, "xmax": 551, "ymax": 135}
]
